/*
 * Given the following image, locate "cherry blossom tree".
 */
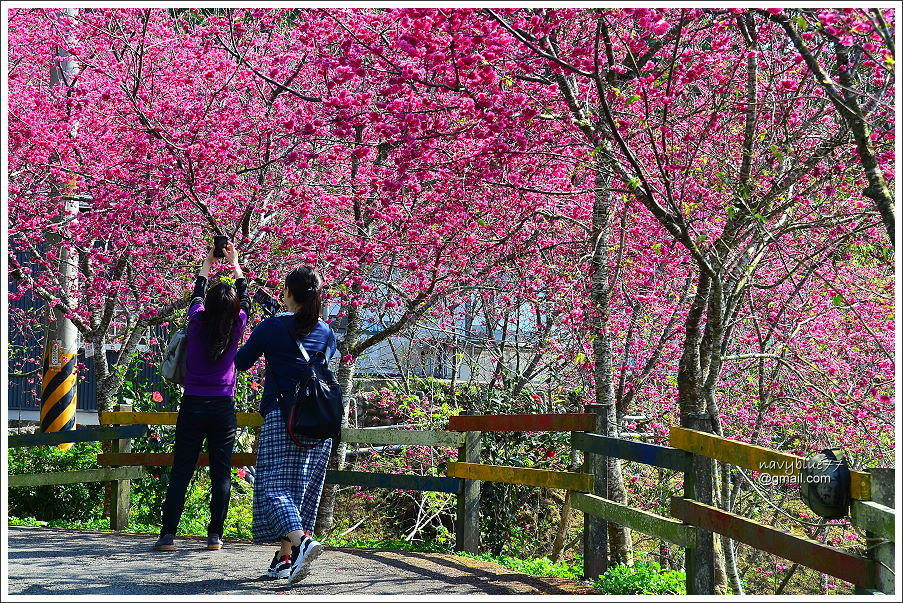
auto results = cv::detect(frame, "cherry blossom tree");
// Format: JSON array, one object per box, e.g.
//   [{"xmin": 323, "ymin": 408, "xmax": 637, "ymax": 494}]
[{"xmin": 8, "ymin": 9, "xmax": 893, "ymax": 581}]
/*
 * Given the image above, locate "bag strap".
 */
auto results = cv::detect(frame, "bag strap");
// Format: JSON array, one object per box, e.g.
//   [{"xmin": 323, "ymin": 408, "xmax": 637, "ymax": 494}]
[
  {"xmin": 279, "ymin": 315, "xmax": 315, "ymax": 362},
  {"xmin": 297, "ymin": 339, "xmax": 311, "ymax": 362}
]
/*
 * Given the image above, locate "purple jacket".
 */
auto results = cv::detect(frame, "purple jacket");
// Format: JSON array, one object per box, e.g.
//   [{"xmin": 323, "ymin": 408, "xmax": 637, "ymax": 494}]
[{"xmin": 183, "ymin": 276, "xmax": 249, "ymax": 397}]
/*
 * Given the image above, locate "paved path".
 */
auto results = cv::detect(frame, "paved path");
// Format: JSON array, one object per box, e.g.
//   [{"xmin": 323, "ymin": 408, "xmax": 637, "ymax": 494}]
[{"xmin": 5, "ymin": 526, "xmax": 594, "ymax": 596}]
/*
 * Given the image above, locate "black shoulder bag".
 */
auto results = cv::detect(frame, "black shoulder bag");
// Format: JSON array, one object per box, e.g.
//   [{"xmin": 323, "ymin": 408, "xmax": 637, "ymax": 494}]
[{"xmin": 277, "ymin": 318, "xmax": 343, "ymax": 447}]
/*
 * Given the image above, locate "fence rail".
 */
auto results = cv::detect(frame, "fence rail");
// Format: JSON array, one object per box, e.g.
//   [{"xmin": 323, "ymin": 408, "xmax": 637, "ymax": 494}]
[
  {"xmin": 447, "ymin": 412, "xmax": 594, "ymax": 432},
  {"xmin": 670, "ymin": 496, "xmax": 877, "ymax": 589},
  {"xmin": 851, "ymin": 500, "xmax": 895, "ymax": 542},
  {"xmin": 7, "ymin": 424, "xmax": 147, "ymax": 448},
  {"xmin": 447, "ymin": 461, "xmax": 593, "ymax": 491},
  {"xmin": 670, "ymin": 426, "xmax": 872, "ymax": 500},
  {"xmin": 342, "ymin": 427, "xmax": 464, "ymax": 447},
  {"xmin": 9, "ymin": 409, "xmax": 894, "ymax": 595},
  {"xmin": 100, "ymin": 411, "xmax": 262, "ymax": 427},
  {"xmin": 326, "ymin": 470, "xmax": 462, "ymax": 493},
  {"xmin": 97, "ymin": 452, "xmax": 258, "ymax": 467},
  {"xmin": 8, "ymin": 466, "xmax": 145, "ymax": 488},
  {"xmin": 7, "ymin": 424, "xmax": 147, "ymax": 490},
  {"xmin": 572, "ymin": 493, "xmax": 697, "ymax": 549},
  {"xmin": 572, "ymin": 431, "xmax": 691, "ymax": 472}
]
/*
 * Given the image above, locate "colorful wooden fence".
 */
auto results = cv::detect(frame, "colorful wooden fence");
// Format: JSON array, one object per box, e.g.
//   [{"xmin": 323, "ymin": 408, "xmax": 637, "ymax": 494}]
[
  {"xmin": 9, "ymin": 407, "xmax": 894, "ymax": 595},
  {"xmin": 440, "ymin": 414, "xmax": 894, "ymax": 595},
  {"xmin": 671, "ymin": 496, "xmax": 875, "ymax": 588},
  {"xmin": 94, "ymin": 405, "xmax": 471, "ymax": 540},
  {"xmin": 670, "ymin": 426, "xmax": 872, "ymax": 500},
  {"xmin": 7, "ymin": 424, "xmax": 147, "ymax": 491},
  {"xmin": 666, "ymin": 426, "xmax": 892, "ymax": 594}
]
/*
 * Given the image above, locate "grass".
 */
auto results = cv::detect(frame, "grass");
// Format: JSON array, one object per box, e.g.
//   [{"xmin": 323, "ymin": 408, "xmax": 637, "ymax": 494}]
[{"xmin": 9, "ymin": 515, "xmax": 161, "ymax": 534}]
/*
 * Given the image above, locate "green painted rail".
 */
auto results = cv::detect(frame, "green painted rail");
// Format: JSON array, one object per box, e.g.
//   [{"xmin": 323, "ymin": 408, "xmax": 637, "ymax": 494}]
[
  {"xmin": 851, "ymin": 500, "xmax": 895, "ymax": 542},
  {"xmin": 326, "ymin": 470, "xmax": 462, "ymax": 493},
  {"xmin": 343, "ymin": 428, "xmax": 464, "ymax": 447},
  {"xmin": 573, "ymin": 492, "xmax": 697, "ymax": 548},
  {"xmin": 7, "ymin": 424, "xmax": 147, "ymax": 448},
  {"xmin": 8, "ymin": 466, "xmax": 146, "ymax": 488}
]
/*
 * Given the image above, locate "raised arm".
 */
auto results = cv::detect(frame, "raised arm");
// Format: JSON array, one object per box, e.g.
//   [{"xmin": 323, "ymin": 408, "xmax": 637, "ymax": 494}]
[
  {"xmin": 235, "ymin": 321, "xmax": 267, "ymax": 371},
  {"xmin": 189, "ymin": 247, "xmax": 216, "ymax": 317},
  {"xmin": 224, "ymin": 243, "xmax": 250, "ymax": 314}
]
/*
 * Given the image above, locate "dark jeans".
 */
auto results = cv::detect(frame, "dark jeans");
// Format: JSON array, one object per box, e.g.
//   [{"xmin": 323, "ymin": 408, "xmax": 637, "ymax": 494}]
[{"xmin": 160, "ymin": 395, "xmax": 237, "ymax": 536}]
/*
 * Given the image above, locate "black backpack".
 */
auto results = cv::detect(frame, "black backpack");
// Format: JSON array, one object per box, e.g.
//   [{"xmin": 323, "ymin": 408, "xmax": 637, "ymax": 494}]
[
  {"xmin": 277, "ymin": 319, "xmax": 343, "ymax": 447},
  {"xmin": 800, "ymin": 448, "xmax": 851, "ymax": 519}
]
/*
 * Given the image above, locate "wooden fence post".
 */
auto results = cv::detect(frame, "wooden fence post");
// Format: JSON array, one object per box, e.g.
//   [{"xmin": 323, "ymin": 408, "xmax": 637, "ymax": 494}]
[
  {"xmin": 455, "ymin": 422, "xmax": 481, "ymax": 554},
  {"xmin": 857, "ymin": 467, "xmax": 894, "ymax": 595},
  {"xmin": 683, "ymin": 413, "xmax": 715, "ymax": 595},
  {"xmin": 583, "ymin": 403, "xmax": 608, "ymax": 580},
  {"xmin": 110, "ymin": 403, "xmax": 133, "ymax": 531}
]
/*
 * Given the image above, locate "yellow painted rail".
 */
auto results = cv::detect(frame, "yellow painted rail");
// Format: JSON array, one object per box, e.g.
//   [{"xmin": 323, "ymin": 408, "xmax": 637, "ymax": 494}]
[
  {"xmin": 100, "ymin": 411, "xmax": 263, "ymax": 427},
  {"xmin": 670, "ymin": 427, "xmax": 871, "ymax": 500},
  {"xmin": 447, "ymin": 461, "xmax": 593, "ymax": 492}
]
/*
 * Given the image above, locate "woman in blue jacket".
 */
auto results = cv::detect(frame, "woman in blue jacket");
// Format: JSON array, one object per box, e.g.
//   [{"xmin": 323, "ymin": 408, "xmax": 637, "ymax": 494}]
[{"xmin": 234, "ymin": 266, "xmax": 336, "ymax": 585}]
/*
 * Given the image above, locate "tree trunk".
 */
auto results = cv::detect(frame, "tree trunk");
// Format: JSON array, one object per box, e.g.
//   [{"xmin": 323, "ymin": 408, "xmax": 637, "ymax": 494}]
[
  {"xmin": 315, "ymin": 125, "xmax": 368, "ymax": 536},
  {"xmin": 315, "ymin": 298, "xmax": 361, "ymax": 536},
  {"xmin": 590, "ymin": 161, "xmax": 633, "ymax": 566},
  {"xmin": 549, "ymin": 489, "xmax": 572, "ymax": 563},
  {"xmin": 315, "ymin": 344, "xmax": 357, "ymax": 536}
]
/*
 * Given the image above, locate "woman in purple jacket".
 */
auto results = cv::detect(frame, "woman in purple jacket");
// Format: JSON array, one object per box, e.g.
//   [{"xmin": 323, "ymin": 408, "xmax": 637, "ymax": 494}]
[{"xmin": 154, "ymin": 243, "xmax": 249, "ymax": 552}]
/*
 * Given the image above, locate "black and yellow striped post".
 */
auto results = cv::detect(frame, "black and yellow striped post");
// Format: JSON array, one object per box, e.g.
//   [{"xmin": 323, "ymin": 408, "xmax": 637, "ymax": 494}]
[
  {"xmin": 39, "ymin": 8, "xmax": 82, "ymax": 449},
  {"xmin": 40, "ymin": 183, "xmax": 80, "ymax": 449},
  {"xmin": 40, "ymin": 337, "xmax": 78, "ymax": 449}
]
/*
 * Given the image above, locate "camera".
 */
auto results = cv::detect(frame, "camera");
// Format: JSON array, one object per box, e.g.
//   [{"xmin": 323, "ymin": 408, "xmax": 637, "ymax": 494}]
[
  {"xmin": 213, "ymin": 235, "xmax": 228, "ymax": 258},
  {"xmin": 253, "ymin": 289, "xmax": 280, "ymax": 318}
]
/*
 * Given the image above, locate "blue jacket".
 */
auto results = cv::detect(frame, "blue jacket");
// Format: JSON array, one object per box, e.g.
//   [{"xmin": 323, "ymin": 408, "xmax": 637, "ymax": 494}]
[{"xmin": 234, "ymin": 313, "xmax": 337, "ymax": 417}]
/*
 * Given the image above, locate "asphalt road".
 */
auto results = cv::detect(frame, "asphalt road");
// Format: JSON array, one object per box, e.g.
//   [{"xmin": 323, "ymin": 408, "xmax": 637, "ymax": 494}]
[{"xmin": 5, "ymin": 526, "xmax": 594, "ymax": 597}]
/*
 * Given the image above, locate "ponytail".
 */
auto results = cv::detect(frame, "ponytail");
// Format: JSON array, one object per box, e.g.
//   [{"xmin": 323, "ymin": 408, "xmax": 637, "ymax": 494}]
[{"xmin": 285, "ymin": 266, "xmax": 322, "ymax": 339}]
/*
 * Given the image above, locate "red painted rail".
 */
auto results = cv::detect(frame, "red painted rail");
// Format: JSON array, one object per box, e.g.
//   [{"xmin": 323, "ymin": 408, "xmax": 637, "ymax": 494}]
[
  {"xmin": 98, "ymin": 452, "xmax": 257, "ymax": 467},
  {"xmin": 671, "ymin": 497, "xmax": 875, "ymax": 589},
  {"xmin": 447, "ymin": 413, "xmax": 595, "ymax": 432}
]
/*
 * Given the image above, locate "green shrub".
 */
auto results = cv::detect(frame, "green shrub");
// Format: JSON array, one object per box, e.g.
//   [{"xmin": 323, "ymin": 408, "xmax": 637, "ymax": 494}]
[
  {"xmin": 323, "ymin": 536, "xmax": 452, "ymax": 554},
  {"xmin": 128, "ymin": 468, "xmax": 255, "ymax": 539},
  {"xmin": 594, "ymin": 560, "xmax": 686, "ymax": 595},
  {"xmin": 458, "ymin": 552, "xmax": 583, "ymax": 580},
  {"xmin": 8, "ymin": 441, "xmax": 106, "ymax": 522}
]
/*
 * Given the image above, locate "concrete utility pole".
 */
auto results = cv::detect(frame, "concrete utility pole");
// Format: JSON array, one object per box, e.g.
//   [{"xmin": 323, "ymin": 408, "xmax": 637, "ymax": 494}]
[{"xmin": 41, "ymin": 8, "xmax": 80, "ymax": 446}]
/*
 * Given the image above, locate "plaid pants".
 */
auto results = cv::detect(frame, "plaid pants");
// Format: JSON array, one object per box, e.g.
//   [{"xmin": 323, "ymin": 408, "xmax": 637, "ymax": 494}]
[{"xmin": 252, "ymin": 410, "xmax": 332, "ymax": 543}]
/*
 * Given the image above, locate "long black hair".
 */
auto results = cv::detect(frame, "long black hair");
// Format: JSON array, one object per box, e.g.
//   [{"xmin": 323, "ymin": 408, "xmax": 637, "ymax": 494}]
[
  {"xmin": 285, "ymin": 266, "xmax": 322, "ymax": 340},
  {"xmin": 201, "ymin": 282, "xmax": 240, "ymax": 362}
]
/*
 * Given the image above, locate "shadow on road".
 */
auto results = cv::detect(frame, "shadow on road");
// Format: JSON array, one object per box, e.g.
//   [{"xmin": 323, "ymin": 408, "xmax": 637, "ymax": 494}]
[{"xmin": 5, "ymin": 526, "xmax": 594, "ymax": 596}]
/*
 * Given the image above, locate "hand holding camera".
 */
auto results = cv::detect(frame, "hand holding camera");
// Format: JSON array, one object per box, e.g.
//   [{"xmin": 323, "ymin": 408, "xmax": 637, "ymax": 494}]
[
  {"xmin": 253, "ymin": 289, "xmax": 280, "ymax": 318},
  {"xmin": 213, "ymin": 235, "xmax": 229, "ymax": 258}
]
